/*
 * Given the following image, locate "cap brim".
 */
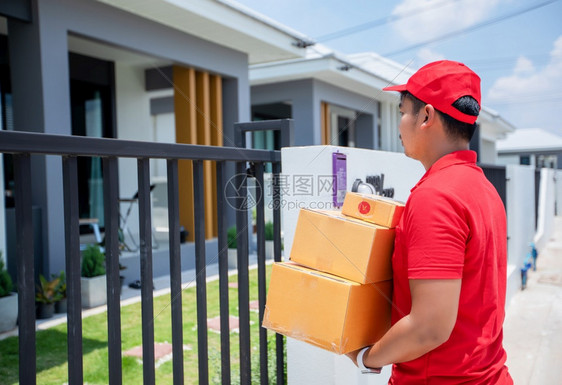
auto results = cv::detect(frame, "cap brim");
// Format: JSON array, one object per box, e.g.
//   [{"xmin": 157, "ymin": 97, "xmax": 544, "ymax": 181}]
[{"xmin": 382, "ymin": 84, "xmax": 407, "ymax": 92}]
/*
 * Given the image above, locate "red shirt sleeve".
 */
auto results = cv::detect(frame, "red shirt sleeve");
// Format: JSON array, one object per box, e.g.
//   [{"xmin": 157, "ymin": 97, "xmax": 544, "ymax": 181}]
[{"xmin": 404, "ymin": 187, "xmax": 470, "ymax": 279}]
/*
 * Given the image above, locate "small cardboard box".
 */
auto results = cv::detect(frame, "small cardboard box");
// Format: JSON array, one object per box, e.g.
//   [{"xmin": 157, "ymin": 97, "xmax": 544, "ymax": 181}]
[
  {"xmin": 263, "ymin": 262, "xmax": 392, "ymax": 354},
  {"xmin": 290, "ymin": 209, "xmax": 395, "ymax": 284},
  {"xmin": 342, "ymin": 192, "xmax": 405, "ymax": 229}
]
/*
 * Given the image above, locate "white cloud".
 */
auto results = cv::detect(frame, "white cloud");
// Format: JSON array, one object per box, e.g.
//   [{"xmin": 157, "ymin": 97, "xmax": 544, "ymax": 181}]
[
  {"xmin": 487, "ymin": 36, "xmax": 562, "ymax": 131},
  {"xmin": 513, "ymin": 57, "xmax": 535, "ymax": 76},
  {"xmin": 416, "ymin": 48, "xmax": 446, "ymax": 64},
  {"xmin": 392, "ymin": 0, "xmax": 502, "ymax": 43}
]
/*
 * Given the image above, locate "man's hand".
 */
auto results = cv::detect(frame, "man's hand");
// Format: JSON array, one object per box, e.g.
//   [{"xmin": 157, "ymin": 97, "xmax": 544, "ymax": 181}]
[
  {"xmin": 345, "ymin": 347, "xmax": 362, "ymax": 366},
  {"xmin": 347, "ymin": 346, "xmax": 382, "ymax": 374},
  {"xmin": 345, "ymin": 278, "xmax": 461, "ymax": 369}
]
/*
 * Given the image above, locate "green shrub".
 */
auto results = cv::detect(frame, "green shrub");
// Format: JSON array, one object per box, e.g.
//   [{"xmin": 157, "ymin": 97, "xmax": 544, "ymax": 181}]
[
  {"xmin": 35, "ymin": 274, "xmax": 63, "ymax": 304},
  {"xmin": 0, "ymin": 255, "xmax": 13, "ymax": 297},
  {"xmin": 81, "ymin": 245, "xmax": 106, "ymax": 278},
  {"xmin": 264, "ymin": 221, "xmax": 274, "ymax": 241},
  {"xmin": 228, "ymin": 336, "xmax": 286, "ymax": 385},
  {"xmin": 53, "ymin": 271, "xmax": 66, "ymax": 299},
  {"xmin": 227, "ymin": 226, "xmax": 238, "ymax": 249}
]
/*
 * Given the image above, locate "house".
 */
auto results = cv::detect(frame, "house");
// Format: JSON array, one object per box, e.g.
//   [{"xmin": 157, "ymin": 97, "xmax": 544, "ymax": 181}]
[
  {"xmin": 497, "ymin": 128, "xmax": 562, "ymax": 169},
  {"xmin": 250, "ymin": 48, "xmax": 406, "ymax": 152},
  {"xmin": 0, "ymin": 0, "xmax": 311, "ymax": 278},
  {"xmin": 0, "ymin": 2, "xmax": 556, "ymax": 385},
  {"xmin": 250, "ymin": 49, "xmax": 515, "ymax": 163}
]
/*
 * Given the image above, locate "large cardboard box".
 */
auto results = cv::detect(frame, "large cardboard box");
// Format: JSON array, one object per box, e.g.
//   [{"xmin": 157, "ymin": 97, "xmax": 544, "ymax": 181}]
[
  {"xmin": 263, "ymin": 262, "xmax": 392, "ymax": 354},
  {"xmin": 342, "ymin": 192, "xmax": 405, "ymax": 229},
  {"xmin": 290, "ymin": 209, "xmax": 395, "ymax": 284}
]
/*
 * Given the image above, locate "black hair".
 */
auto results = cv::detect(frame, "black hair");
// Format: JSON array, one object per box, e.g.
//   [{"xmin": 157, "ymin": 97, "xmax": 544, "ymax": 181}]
[
  {"xmin": 401, "ymin": 92, "xmax": 479, "ymax": 142},
  {"xmin": 401, "ymin": 92, "xmax": 425, "ymax": 117}
]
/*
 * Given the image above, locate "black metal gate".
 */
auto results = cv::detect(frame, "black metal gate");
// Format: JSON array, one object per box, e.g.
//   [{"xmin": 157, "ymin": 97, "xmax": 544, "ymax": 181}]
[
  {"xmin": 480, "ymin": 163, "xmax": 507, "ymax": 209},
  {"xmin": 0, "ymin": 119, "xmax": 293, "ymax": 385}
]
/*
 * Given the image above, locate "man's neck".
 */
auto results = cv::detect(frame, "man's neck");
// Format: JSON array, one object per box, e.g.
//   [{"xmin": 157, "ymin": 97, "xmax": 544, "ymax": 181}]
[{"xmin": 421, "ymin": 141, "xmax": 470, "ymax": 170}]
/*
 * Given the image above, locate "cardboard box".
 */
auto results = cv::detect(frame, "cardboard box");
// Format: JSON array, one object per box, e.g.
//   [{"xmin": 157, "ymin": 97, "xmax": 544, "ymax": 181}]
[
  {"xmin": 290, "ymin": 209, "xmax": 395, "ymax": 284},
  {"xmin": 263, "ymin": 262, "xmax": 392, "ymax": 354},
  {"xmin": 342, "ymin": 192, "xmax": 405, "ymax": 229}
]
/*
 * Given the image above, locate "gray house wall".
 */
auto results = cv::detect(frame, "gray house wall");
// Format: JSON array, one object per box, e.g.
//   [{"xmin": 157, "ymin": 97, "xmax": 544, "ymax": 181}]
[
  {"xmin": 6, "ymin": 0, "xmax": 250, "ymax": 276},
  {"xmin": 251, "ymin": 79, "xmax": 316, "ymax": 145},
  {"xmin": 251, "ymin": 78, "xmax": 379, "ymax": 148},
  {"xmin": 312, "ymin": 79, "xmax": 379, "ymax": 149}
]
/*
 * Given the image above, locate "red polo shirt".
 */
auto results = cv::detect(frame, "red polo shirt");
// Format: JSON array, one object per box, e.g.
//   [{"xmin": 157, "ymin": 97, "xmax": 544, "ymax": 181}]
[{"xmin": 389, "ymin": 151, "xmax": 512, "ymax": 384}]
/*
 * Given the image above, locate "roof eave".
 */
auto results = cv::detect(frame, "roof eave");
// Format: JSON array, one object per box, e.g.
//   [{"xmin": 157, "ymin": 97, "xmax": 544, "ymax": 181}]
[
  {"xmin": 250, "ymin": 55, "xmax": 397, "ymax": 102},
  {"xmin": 95, "ymin": 0, "xmax": 312, "ymax": 64}
]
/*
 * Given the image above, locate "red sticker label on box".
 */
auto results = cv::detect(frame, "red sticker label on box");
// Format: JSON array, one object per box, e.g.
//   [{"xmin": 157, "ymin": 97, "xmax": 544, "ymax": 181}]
[{"xmin": 358, "ymin": 201, "xmax": 371, "ymax": 215}]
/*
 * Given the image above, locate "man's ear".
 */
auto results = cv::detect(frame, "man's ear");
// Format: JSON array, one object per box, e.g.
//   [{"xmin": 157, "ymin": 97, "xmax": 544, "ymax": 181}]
[{"xmin": 421, "ymin": 104, "xmax": 436, "ymax": 128}]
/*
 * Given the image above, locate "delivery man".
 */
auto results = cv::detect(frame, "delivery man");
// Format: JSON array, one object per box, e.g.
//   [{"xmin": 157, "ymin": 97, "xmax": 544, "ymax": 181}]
[{"xmin": 347, "ymin": 60, "xmax": 513, "ymax": 384}]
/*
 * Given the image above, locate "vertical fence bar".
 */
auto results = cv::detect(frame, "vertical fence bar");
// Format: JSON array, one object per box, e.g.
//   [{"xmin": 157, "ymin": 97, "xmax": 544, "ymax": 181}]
[
  {"xmin": 254, "ymin": 162, "xmax": 269, "ymax": 385},
  {"xmin": 193, "ymin": 160, "xmax": 209, "ymax": 385},
  {"xmin": 535, "ymin": 169, "xmax": 540, "ymax": 229},
  {"xmin": 235, "ymin": 161, "xmax": 251, "ymax": 385},
  {"xmin": 233, "ymin": 119, "xmax": 293, "ymax": 385},
  {"xmin": 272, "ymin": 160, "xmax": 285, "ymax": 385},
  {"xmin": 62, "ymin": 156, "xmax": 84, "ymax": 385},
  {"xmin": 215, "ymin": 161, "xmax": 231, "ymax": 385},
  {"xmin": 102, "ymin": 156, "xmax": 123, "ymax": 385},
  {"xmin": 13, "ymin": 154, "xmax": 36, "ymax": 385},
  {"xmin": 138, "ymin": 158, "xmax": 156, "ymax": 384},
  {"xmin": 167, "ymin": 159, "xmax": 184, "ymax": 385}
]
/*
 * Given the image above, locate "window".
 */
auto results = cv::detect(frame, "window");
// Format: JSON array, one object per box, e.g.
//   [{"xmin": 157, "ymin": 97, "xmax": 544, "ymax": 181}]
[
  {"xmin": 325, "ymin": 104, "xmax": 357, "ymax": 147},
  {"xmin": 537, "ymin": 154, "xmax": 557, "ymax": 169}
]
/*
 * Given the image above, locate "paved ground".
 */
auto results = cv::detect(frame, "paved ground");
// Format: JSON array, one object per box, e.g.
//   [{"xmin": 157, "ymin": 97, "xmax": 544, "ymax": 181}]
[{"xmin": 503, "ymin": 217, "xmax": 562, "ymax": 384}]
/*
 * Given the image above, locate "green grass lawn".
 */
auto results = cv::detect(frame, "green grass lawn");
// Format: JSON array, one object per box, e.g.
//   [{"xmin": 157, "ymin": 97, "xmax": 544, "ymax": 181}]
[{"xmin": 0, "ymin": 264, "xmax": 284, "ymax": 385}]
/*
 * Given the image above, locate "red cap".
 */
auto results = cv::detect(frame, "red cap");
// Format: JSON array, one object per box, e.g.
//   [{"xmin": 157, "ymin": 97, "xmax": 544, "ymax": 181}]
[{"xmin": 383, "ymin": 60, "xmax": 481, "ymax": 124}]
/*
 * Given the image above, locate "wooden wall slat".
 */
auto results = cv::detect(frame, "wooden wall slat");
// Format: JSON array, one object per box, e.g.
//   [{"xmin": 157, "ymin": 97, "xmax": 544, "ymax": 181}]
[
  {"xmin": 210, "ymin": 75, "xmax": 223, "ymax": 237},
  {"xmin": 321, "ymin": 102, "xmax": 330, "ymax": 145},
  {"xmin": 196, "ymin": 71, "xmax": 214, "ymax": 239},
  {"xmin": 173, "ymin": 66, "xmax": 196, "ymax": 242}
]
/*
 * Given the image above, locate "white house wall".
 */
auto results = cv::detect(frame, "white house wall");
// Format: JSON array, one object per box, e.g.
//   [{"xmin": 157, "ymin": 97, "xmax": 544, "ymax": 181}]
[
  {"xmin": 497, "ymin": 154, "xmax": 522, "ymax": 166},
  {"xmin": 480, "ymin": 138, "xmax": 497, "ymax": 164},
  {"xmin": 382, "ymin": 100, "xmax": 402, "ymax": 153},
  {"xmin": 281, "ymin": 145, "xmax": 425, "ymax": 385},
  {"xmin": 554, "ymin": 170, "xmax": 562, "ymax": 215},
  {"xmin": 115, "ymin": 63, "xmax": 152, "ymax": 196},
  {"xmin": 505, "ymin": 165, "xmax": 536, "ymax": 304},
  {"xmin": 114, "ymin": 63, "xmax": 157, "ymax": 239},
  {"xmin": 152, "ymin": 113, "xmax": 176, "ymax": 178},
  {"xmin": 534, "ymin": 168, "xmax": 556, "ymax": 252},
  {"xmin": 114, "ymin": 64, "xmax": 176, "ymax": 192}
]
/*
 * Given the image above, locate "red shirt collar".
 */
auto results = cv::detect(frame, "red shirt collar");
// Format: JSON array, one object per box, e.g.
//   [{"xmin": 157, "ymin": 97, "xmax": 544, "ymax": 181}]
[{"xmin": 411, "ymin": 150, "xmax": 477, "ymax": 193}]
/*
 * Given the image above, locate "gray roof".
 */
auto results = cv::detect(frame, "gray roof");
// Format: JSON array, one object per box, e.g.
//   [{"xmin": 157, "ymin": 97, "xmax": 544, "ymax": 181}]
[
  {"xmin": 497, "ymin": 128, "xmax": 562, "ymax": 153},
  {"xmin": 346, "ymin": 52, "xmax": 413, "ymax": 86}
]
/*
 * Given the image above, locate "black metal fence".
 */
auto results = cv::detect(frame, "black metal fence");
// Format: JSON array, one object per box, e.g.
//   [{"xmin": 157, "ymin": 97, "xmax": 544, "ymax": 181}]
[
  {"xmin": 480, "ymin": 163, "xmax": 507, "ymax": 209},
  {"xmin": 535, "ymin": 169, "xmax": 541, "ymax": 229},
  {"xmin": 0, "ymin": 119, "xmax": 293, "ymax": 385}
]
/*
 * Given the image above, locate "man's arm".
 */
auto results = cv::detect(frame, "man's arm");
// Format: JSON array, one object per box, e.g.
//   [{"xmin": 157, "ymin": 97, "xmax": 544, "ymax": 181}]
[{"xmin": 347, "ymin": 278, "xmax": 461, "ymax": 368}]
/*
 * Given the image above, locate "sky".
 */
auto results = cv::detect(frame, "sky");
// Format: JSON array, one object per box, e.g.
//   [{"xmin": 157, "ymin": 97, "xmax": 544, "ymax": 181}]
[{"xmin": 235, "ymin": 0, "xmax": 562, "ymax": 136}]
